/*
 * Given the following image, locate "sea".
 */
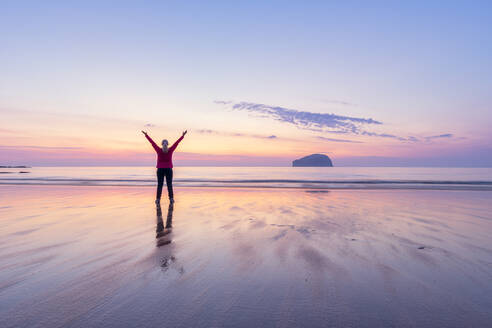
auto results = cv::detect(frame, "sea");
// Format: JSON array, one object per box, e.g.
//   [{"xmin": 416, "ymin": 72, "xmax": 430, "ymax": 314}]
[{"xmin": 1, "ymin": 166, "xmax": 491, "ymax": 190}]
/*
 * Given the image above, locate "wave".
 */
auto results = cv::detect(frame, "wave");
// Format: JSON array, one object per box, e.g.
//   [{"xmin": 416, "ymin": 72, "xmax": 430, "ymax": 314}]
[{"xmin": 1, "ymin": 177, "xmax": 491, "ymax": 190}]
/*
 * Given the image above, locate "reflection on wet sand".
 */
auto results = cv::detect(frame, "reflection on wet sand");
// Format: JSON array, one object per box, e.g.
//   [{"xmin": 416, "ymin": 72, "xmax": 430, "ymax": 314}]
[
  {"xmin": 154, "ymin": 202, "xmax": 181, "ymax": 272},
  {"xmin": 156, "ymin": 202, "xmax": 173, "ymax": 247},
  {"xmin": 1, "ymin": 186, "xmax": 492, "ymax": 328}
]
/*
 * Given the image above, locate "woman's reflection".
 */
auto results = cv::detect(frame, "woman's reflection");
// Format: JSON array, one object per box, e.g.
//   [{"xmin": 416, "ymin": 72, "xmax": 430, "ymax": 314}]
[
  {"xmin": 156, "ymin": 203, "xmax": 173, "ymax": 247},
  {"xmin": 154, "ymin": 203, "xmax": 182, "ymax": 273}
]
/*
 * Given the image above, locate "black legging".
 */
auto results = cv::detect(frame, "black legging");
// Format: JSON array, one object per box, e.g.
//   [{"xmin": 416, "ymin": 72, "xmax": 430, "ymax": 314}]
[{"xmin": 156, "ymin": 168, "xmax": 173, "ymax": 200}]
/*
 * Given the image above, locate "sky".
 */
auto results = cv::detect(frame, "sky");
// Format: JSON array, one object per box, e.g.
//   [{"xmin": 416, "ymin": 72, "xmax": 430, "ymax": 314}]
[{"xmin": 1, "ymin": 1, "xmax": 491, "ymax": 167}]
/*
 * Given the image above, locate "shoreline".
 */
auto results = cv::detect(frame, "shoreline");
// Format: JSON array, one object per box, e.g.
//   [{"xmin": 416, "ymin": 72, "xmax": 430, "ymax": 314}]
[{"xmin": 1, "ymin": 182, "xmax": 491, "ymax": 191}]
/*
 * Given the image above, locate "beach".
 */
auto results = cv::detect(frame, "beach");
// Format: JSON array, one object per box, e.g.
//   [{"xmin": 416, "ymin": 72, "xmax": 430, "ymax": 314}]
[
  {"xmin": 1, "ymin": 185, "xmax": 491, "ymax": 327},
  {"xmin": 3, "ymin": 0, "xmax": 492, "ymax": 326}
]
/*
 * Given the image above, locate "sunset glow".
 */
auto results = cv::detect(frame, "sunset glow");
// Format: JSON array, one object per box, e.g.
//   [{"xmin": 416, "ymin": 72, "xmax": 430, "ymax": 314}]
[{"xmin": 1, "ymin": 2, "xmax": 491, "ymax": 167}]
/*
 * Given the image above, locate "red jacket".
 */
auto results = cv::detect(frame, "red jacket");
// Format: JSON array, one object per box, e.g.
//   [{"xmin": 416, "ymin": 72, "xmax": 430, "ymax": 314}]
[{"xmin": 145, "ymin": 134, "xmax": 184, "ymax": 168}]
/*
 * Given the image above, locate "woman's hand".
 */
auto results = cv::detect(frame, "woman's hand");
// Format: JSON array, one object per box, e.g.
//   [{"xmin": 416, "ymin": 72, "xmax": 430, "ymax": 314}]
[
  {"xmin": 182, "ymin": 130, "xmax": 188, "ymax": 137},
  {"xmin": 141, "ymin": 130, "xmax": 148, "ymax": 135}
]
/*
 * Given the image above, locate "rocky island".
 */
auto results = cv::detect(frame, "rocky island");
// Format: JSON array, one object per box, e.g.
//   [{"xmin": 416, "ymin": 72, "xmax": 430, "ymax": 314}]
[
  {"xmin": 0, "ymin": 165, "xmax": 30, "ymax": 168},
  {"xmin": 292, "ymin": 154, "xmax": 333, "ymax": 167},
  {"xmin": 0, "ymin": 165, "xmax": 31, "ymax": 174}
]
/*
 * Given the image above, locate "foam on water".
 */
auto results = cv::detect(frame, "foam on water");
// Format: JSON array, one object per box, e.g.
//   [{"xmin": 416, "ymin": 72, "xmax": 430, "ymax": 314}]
[{"xmin": 1, "ymin": 166, "xmax": 491, "ymax": 190}]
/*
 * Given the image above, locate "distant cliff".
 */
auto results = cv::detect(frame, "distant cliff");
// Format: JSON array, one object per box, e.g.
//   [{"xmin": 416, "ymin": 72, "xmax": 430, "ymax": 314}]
[{"xmin": 292, "ymin": 154, "xmax": 333, "ymax": 167}]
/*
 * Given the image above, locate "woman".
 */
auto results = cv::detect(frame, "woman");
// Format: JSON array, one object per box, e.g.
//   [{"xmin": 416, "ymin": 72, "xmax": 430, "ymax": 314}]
[{"xmin": 142, "ymin": 130, "xmax": 187, "ymax": 203}]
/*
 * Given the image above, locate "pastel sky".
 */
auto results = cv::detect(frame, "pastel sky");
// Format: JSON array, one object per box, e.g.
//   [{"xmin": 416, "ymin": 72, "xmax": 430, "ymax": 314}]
[{"xmin": 1, "ymin": 1, "xmax": 491, "ymax": 166}]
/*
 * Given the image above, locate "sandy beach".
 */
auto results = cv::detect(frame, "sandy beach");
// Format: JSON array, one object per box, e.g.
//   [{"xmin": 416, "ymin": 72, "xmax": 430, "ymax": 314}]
[{"xmin": 1, "ymin": 185, "xmax": 491, "ymax": 327}]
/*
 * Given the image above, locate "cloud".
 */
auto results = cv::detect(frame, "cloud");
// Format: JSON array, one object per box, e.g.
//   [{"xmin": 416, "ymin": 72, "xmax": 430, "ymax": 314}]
[
  {"xmin": 0, "ymin": 145, "xmax": 83, "ymax": 150},
  {"xmin": 213, "ymin": 100, "xmax": 232, "ymax": 105},
  {"xmin": 361, "ymin": 132, "xmax": 455, "ymax": 143},
  {"xmin": 361, "ymin": 131, "xmax": 408, "ymax": 141},
  {"xmin": 325, "ymin": 100, "xmax": 357, "ymax": 107},
  {"xmin": 144, "ymin": 123, "xmax": 156, "ymax": 127},
  {"xmin": 196, "ymin": 129, "xmax": 277, "ymax": 140},
  {"xmin": 196, "ymin": 129, "xmax": 215, "ymax": 134},
  {"xmin": 425, "ymin": 133, "xmax": 453, "ymax": 141},
  {"xmin": 221, "ymin": 101, "xmax": 381, "ymax": 134},
  {"xmin": 215, "ymin": 101, "xmax": 457, "ymax": 143},
  {"xmin": 316, "ymin": 136, "xmax": 364, "ymax": 143},
  {"xmin": 0, "ymin": 128, "xmax": 18, "ymax": 133}
]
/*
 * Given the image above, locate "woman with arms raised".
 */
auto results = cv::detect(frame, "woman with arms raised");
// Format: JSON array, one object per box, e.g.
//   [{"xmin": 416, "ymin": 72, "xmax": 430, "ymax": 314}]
[{"xmin": 142, "ymin": 130, "xmax": 187, "ymax": 204}]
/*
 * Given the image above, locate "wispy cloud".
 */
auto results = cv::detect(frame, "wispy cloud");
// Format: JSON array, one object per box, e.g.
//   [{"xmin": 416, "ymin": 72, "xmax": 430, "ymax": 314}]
[
  {"xmin": 361, "ymin": 131, "xmax": 408, "ymax": 141},
  {"xmin": 362, "ymin": 132, "xmax": 456, "ymax": 143},
  {"xmin": 144, "ymin": 123, "xmax": 156, "ymax": 128},
  {"xmin": 221, "ymin": 101, "xmax": 381, "ymax": 134},
  {"xmin": 425, "ymin": 133, "xmax": 453, "ymax": 141},
  {"xmin": 0, "ymin": 145, "xmax": 83, "ymax": 150},
  {"xmin": 316, "ymin": 136, "xmax": 364, "ymax": 143},
  {"xmin": 0, "ymin": 128, "xmax": 18, "ymax": 134},
  {"xmin": 196, "ymin": 129, "xmax": 277, "ymax": 140},
  {"xmin": 213, "ymin": 100, "xmax": 232, "ymax": 105},
  {"xmin": 324, "ymin": 100, "xmax": 357, "ymax": 107},
  {"xmin": 216, "ymin": 101, "xmax": 456, "ymax": 143}
]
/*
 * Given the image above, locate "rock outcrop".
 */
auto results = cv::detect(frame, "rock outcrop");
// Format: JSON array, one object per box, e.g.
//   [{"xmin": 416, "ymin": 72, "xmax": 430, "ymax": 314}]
[
  {"xmin": 292, "ymin": 154, "xmax": 333, "ymax": 167},
  {"xmin": 0, "ymin": 165, "xmax": 30, "ymax": 168}
]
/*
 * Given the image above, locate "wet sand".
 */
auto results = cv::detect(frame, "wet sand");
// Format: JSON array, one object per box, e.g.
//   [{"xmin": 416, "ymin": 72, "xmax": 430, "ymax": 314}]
[{"xmin": 1, "ymin": 185, "xmax": 491, "ymax": 327}]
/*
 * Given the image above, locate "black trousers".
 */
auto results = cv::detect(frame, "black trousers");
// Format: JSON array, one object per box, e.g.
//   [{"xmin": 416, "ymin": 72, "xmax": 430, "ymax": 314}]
[{"xmin": 156, "ymin": 168, "xmax": 173, "ymax": 200}]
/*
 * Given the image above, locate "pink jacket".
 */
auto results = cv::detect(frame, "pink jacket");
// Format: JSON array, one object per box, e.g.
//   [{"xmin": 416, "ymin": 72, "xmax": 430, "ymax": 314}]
[{"xmin": 145, "ymin": 134, "xmax": 184, "ymax": 168}]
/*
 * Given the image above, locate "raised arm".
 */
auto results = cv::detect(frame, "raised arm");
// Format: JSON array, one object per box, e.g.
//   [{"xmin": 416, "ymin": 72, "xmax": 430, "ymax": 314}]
[
  {"xmin": 142, "ymin": 131, "xmax": 161, "ymax": 153},
  {"xmin": 169, "ymin": 130, "xmax": 187, "ymax": 152}
]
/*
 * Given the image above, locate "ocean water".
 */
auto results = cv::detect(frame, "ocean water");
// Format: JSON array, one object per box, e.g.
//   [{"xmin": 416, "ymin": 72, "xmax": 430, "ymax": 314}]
[{"xmin": 1, "ymin": 166, "xmax": 491, "ymax": 190}]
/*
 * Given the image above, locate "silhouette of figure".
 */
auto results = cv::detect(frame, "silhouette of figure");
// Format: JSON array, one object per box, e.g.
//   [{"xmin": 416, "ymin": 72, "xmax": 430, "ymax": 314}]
[
  {"xmin": 142, "ymin": 130, "xmax": 187, "ymax": 204},
  {"xmin": 156, "ymin": 203, "xmax": 173, "ymax": 247}
]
